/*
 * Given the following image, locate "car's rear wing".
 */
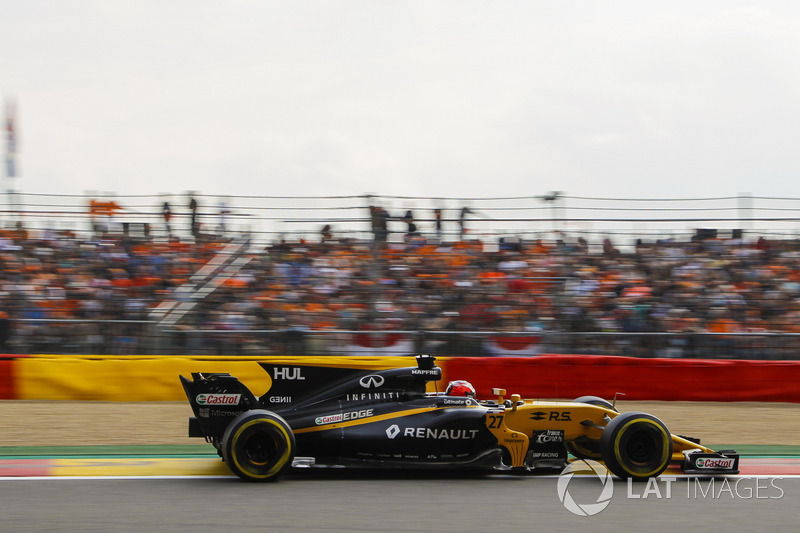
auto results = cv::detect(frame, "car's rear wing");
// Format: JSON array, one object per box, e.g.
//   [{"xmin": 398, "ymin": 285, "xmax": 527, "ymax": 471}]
[{"xmin": 180, "ymin": 373, "xmax": 259, "ymax": 440}]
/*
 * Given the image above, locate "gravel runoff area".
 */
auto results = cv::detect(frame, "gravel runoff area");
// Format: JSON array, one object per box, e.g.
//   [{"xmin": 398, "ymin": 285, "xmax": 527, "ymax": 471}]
[{"xmin": 1, "ymin": 400, "xmax": 798, "ymax": 447}]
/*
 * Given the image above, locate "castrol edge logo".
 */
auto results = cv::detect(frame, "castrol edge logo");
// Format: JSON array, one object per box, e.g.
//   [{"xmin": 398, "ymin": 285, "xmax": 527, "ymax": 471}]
[{"xmin": 196, "ymin": 393, "xmax": 241, "ymax": 405}]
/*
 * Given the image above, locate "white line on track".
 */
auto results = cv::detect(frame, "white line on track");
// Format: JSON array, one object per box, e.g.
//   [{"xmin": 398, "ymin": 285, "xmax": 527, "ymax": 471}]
[
  {"xmin": 0, "ymin": 475, "xmax": 233, "ymax": 481},
  {"xmin": 535, "ymin": 474, "xmax": 800, "ymax": 479}
]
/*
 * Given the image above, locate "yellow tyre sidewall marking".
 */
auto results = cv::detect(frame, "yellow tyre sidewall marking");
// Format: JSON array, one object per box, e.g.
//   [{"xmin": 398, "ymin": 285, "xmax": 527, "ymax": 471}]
[
  {"xmin": 613, "ymin": 418, "xmax": 670, "ymax": 477},
  {"xmin": 231, "ymin": 418, "xmax": 292, "ymax": 479}
]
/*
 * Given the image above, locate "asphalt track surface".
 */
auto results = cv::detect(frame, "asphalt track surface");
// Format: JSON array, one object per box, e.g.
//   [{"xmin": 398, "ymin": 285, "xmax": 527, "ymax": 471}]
[{"xmin": 1, "ymin": 468, "xmax": 798, "ymax": 532}]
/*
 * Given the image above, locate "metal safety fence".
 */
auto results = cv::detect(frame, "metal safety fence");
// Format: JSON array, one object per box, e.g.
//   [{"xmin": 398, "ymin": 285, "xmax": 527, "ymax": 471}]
[{"xmin": 6, "ymin": 319, "xmax": 800, "ymax": 360}]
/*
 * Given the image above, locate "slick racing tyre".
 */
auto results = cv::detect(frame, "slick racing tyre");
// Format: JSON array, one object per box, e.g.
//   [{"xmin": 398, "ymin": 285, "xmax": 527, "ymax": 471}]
[
  {"xmin": 600, "ymin": 411, "xmax": 672, "ymax": 479},
  {"xmin": 566, "ymin": 396, "xmax": 617, "ymax": 460},
  {"xmin": 221, "ymin": 410, "xmax": 295, "ymax": 482}
]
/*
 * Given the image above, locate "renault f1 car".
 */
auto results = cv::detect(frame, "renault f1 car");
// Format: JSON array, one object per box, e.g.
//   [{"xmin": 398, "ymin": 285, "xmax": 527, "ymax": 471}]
[{"xmin": 180, "ymin": 355, "xmax": 739, "ymax": 481}]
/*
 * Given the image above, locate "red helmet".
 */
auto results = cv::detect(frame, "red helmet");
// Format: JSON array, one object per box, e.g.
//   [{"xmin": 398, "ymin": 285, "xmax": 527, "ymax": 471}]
[{"xmin": 446, "ymin": 380, "xmax": 476, "ymax": 397}]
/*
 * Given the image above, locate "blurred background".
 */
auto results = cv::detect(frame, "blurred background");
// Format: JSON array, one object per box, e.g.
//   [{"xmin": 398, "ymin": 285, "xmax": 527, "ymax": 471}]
[{"xmin": 1, "ymin": 189, "xmax": 798, "ymax": 360}]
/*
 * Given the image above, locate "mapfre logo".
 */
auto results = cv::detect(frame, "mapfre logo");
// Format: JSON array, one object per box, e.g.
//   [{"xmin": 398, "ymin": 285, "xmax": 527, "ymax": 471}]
[
  {"xmin": 359, "ymin": 375, "xmax": 385, "ymax": 389},
  {"xmin": 196, "ymin": 393, "xmax": 241, "ymax": 405},
  {"xmin": 557, "ymin": 460, "xmax": 614, "ymax": 516}
]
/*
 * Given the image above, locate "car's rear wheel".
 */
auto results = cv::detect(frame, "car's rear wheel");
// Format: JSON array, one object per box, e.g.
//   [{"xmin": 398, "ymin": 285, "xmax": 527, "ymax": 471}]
[
  {"xmin": 221, "ymin": 410, "xmax": 295, "ymax": 482},
  {"xmin": 566, "ymin": 396, "xmax": 617, "ymax": 460},
  {"xmin": 600, "ymin": 411, "xmax": 672, "ymax": 479}
]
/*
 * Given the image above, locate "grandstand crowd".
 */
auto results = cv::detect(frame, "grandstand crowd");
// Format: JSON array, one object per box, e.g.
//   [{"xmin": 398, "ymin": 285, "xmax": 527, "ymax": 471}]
[{"xmin": 1, "ymin": 217, "xmax": 799, "ymax": 359}]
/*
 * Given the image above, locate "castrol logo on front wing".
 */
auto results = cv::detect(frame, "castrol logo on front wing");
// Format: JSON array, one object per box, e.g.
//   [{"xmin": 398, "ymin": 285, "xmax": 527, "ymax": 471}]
[
  {"xmin": 196, "ymin": 393, "xmax": 241, "ymax": 405},
  {"xmin": 696, "ymin": 457, "xmax": 735, "ymax": 469}
]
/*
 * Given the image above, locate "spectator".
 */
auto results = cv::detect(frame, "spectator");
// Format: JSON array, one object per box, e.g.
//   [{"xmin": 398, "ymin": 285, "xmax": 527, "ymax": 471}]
[
  {"xmin": 162, "ymin": 201, "xmax": 172, "ymax": 237},
  {"xmin": 403, "ymin": 210, "xmax": 418, "ymax": 238},
  {"xmin": 321, "ymin": 224, "xmax": 333, "ymax": 243},
  {"xmin": 459, "ymin": 206, "xmax": 473, "ymax": 240},
  {"xmin": 188, "ymin": 196, "xmax": 199, "ymax": 238},
  {"xmin": 218, "ymin": 199, "xmax": 230, "ymax": 236},
  {"xmin": 434, "ymin": 208, "xmax": 443, "ymax": 241},
  {"xmin": 369, "ymin": 205, "xmax": 390, "ymax": 244}
]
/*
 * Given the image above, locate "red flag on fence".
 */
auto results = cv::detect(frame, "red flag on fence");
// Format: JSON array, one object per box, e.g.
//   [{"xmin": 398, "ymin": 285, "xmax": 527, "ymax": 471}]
[
  {"xmin": 347, "ymin": 325, "xmax": 415, "ymax": 356},
  {"xmin": 483, "ymin": 335, "xmax": 541, "ymax": 356}
]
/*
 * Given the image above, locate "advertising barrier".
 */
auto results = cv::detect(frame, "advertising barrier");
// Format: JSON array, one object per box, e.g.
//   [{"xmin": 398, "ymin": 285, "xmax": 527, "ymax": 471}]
[
  {"xmin": 446, "ymin": 355, "xmax": 800, "ymax": 402},
  {"xmin": 2, "ymin": 353, "xmax": 799, "ymax": 402},
  {"xmin": 14, "ymin": 355, "xmax": 419, "ymax": 401},
  {"xmin": 0, "ymin": 358, "xmax": 15, "ymax": 400}
]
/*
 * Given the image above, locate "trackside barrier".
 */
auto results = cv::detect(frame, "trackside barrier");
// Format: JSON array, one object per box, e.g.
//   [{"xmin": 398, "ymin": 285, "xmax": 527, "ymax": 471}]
[
  {"xmin": 14, "ymin": 355, "xmax": 422, "ymax": 401},
  {"xmin": 6, "ymin": 354, "xmax": 800, "ymax": 402},
  {"xmin": 446, "ymin": 355, "xmax": 800, "ymax": 402},
  {"xmin": 0, "ymin": 358, "xmax": 15, "ymax": 400}
]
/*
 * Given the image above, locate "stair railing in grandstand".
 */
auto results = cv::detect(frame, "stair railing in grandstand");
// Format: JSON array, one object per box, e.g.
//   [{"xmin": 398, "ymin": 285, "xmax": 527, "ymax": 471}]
[{"xmin": 146, "ymin": 234, "xmax": 253, "ymax": 352}]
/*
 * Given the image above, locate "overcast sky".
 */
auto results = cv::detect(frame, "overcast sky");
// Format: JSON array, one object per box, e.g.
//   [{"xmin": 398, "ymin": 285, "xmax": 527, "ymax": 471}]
[{"xmin": 4, "ymin": 1, "xmax": 800, "ymax": 201}]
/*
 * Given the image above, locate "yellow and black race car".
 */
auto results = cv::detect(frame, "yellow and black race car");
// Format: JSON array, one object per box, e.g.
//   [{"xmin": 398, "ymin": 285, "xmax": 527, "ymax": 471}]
[{"xmin": 180, "ymin": 355, "xmax": 739, "ymax": 482}]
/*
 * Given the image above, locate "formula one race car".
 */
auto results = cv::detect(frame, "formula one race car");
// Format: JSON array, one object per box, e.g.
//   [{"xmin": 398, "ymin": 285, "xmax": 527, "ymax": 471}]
[{"xmin": 180, "ymin": 355, "xmax": 739, "ymax": 481}]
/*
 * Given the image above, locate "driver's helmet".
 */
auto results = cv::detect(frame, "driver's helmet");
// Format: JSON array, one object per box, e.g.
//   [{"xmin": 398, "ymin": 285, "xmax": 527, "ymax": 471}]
[{"xmin": 446, "ymin": 380, "xmax": 476, "ymax": 397}]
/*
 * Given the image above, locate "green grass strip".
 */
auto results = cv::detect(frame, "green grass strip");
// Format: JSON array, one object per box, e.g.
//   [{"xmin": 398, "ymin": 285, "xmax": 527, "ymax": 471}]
[{"xmin": 708, "ymin": 445, "xmax": 800, "ymax": 456}]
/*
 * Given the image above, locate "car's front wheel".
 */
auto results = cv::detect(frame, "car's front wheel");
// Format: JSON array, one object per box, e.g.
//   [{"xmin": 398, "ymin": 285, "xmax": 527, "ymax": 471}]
[
  {"xmin": 600, "ymin": 411, "xmax": 672, "ymax": 479},
  {"xmin": 221, "ymin": 410, "xmax": 295, "ymax": 482}
]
